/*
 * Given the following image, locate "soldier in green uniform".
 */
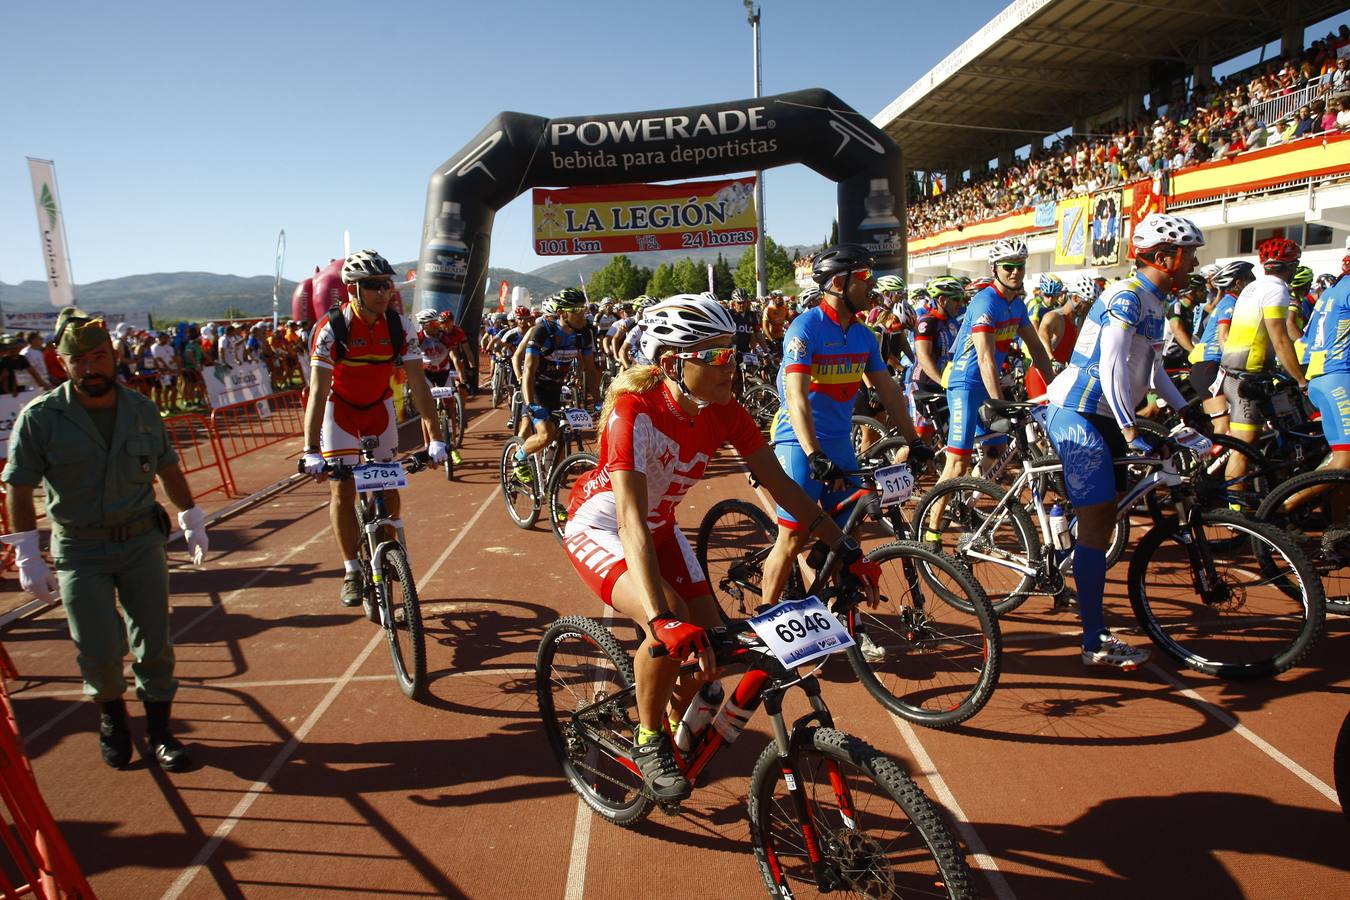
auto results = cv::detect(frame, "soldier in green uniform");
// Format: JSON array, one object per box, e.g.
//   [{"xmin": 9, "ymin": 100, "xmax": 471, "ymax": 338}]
[{"xmin": 1, "ymin": 308, "xmax": 209, "ymax": 772}]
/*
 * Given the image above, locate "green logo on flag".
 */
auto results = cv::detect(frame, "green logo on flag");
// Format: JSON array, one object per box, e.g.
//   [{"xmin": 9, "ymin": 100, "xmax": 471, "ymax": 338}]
[{"xmin": 39, "ymin": 183, "xmax": 57, "ymax": 229}]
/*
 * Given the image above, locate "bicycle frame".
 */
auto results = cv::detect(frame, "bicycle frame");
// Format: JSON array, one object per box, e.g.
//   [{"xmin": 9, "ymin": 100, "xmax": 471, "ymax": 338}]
[
  {"xmin": 357, "ymin": 489, "xmax": 406, "ymax": 606},
  {"xmin": 568, "ymin": 624, "xmax": 858, "ymax": 890}
]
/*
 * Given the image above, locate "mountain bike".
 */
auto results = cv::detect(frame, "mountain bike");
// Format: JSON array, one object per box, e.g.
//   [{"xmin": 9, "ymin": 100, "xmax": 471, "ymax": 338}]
[
  {"xmin": 1253, "ymin": 466, "xmax": 1350, "ymax": 616},
  {"xmin": 499, "ymin": 405, "xmax": 594, "ymax": 531},
  {"xmin": 536, "ymin": 599, "xmax": 976, "ymax": 898},
  {"xmin": 696, "ymin": 448, "xmax": 1000, "ymax": 728},
  {"xmin": 430, "ymin": 383, "xmax": 465, "ymax": 480},
  {"xmin": 306, "ymin": 438, "xmax": 430, "ymax": 699},
  {"xmin": 489, "ymin": 353, "xmax": 511, "ymax": 408},
  {"xmin": 914, "ymin": 399, "xmax": 1326, "ymax": 679}
]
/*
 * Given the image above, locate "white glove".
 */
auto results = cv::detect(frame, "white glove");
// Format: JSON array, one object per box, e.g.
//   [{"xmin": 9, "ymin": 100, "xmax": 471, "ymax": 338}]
[
  {"xmin": 178, "ymin": 506, "xmax": 208, "ymax": 566},
  {"xmin": 301, "ymin": 451, "xmax": 326, "ymax": 475},
  {"xmin": 0, "ymin": 530, "xmax": 60, "ymax": 603},
  {"xmin": 427, "ymin": 440, "xmax": 448, "ymax": 464}
]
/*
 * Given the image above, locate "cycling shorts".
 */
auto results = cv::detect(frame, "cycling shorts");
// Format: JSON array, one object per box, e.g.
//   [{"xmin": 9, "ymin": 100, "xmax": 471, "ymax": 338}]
[
  {"xmin": 529, "ymin": 381, "xmax": 564, "ymax": 423},
  {"xmin": 321, "ymin": 396, "xmax": 398, "ymax": 465},
  {"xmin": 906, "ymin": 386, "xmax": 937, "ymax": 439},
  {"xmin": 1308, "ymin": 373, "xmax": 1350, "ymax": 452},
  {"xmin": 773, "ymin": 438, "xmax": 859, "ymax": 530},
  {"xmin": 562, "ymin": 522, "xmax": 708, "ymax": 606},
  {"xmin": 1219, "ymin": 369, "xmax": 1263, "ymax": 434},
  {"xmin": 426, "ymin": 369, "xmax": 450, "ymax": 388},
  {"xmin": 1045, "ymin": 406, "xmax": 1128, "ymax": 508},
  {"xmin": 1189, "ymin": 360, "xmax": 1221, "ymax": 398},
  {"xmin": 946, "ymin": 384, "xmax": 1006, "ymax": 456}
]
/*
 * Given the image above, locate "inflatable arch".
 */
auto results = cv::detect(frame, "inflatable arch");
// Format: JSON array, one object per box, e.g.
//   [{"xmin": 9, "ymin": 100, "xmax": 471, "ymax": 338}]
[{"xmin": 414, "ymin": 88, "xmax": 906, "ymax": 344}]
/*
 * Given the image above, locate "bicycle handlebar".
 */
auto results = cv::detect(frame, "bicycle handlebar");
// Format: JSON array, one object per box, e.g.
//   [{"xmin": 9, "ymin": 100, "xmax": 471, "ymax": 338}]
[{"xmin": 297, "ymin": 452, "xmax": 431, "ymax": 479}]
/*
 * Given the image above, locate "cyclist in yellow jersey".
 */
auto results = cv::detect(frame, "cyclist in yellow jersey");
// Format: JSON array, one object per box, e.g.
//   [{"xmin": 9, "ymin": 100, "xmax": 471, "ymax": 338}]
[{"xmin": 1217, "ymin": 237, "xmax": 1307, "ymax": 484}]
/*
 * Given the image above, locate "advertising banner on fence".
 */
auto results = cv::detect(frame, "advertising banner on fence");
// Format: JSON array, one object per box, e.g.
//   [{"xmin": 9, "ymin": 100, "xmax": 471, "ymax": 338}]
[
  {"xmin": 0, "ymin": 389, "xmax": 41, "ymax": 458},
  {"xmin": 26, "ymin": 159, "xmax": 76, "ymax": 308},
  {"xmin": 1053, "ymin": 195, "xmax": 1090, "ymax": 266},
  {"xmin": 532, "ymin": 176, "xmax": 757, "ymax": 256},
  {"xmin": 1089, "ymin": 191, "xmax": 1124, "ymax": 267},
  {"xmin": 202, "ymin": 362, "xmax": 272, "ymax": 410}
]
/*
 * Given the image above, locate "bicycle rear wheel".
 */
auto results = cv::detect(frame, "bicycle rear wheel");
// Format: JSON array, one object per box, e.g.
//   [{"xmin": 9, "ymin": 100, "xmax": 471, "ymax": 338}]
[
  {"xmin": 548, "ymin": 452, "xmax": 598, "ymax": 545},
  {"xmin": 354, "ymin": 500, "xmax": 379, "ymax": 625},
  {"xmin": 491, "ymin": 364, "xmax": 506, "ymax": 408},
  {"xmin": 1128, "ymin": 510, "xmax": 1325, "ymax": 679},
  {"xmin": 1254, "ymin": 467, "xmax": 1350, "ymax": 616},
  {"xmin": 912, "ymin": 476, "xmax": 1040, "ymax": 615},
  {"xmin": 695, "ymin": 499, "xmax": 802, "ymax": 624},
  {"xmin": 748, "ymin": 727, "xmax": 975, "ymax": 899},
  {"xmin": 536, "ymin": 616, "xmax": 651, "ymax": 826},
  {"xmin": 499, "ymin": 438, "xmax": 540, "ymax": 528},
  {"xmin": 383, "ymin": 547, "xmax": 426, "ymax": 699},
  {"xmin": 744, "ymin": 383, "xmax": 780, "ymax": 431},
  {"xmin": 454, "ymin": 392, "xmax": 467, "ymax": 448},
  {"xmin": 847, "ymin": 541, "xmax": 1001, "ymax": 728}
]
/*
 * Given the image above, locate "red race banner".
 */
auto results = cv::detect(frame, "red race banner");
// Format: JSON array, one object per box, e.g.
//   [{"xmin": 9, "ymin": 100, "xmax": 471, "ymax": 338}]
[{"xmin": 532, "ymin": 177, "xmax": 757, "ymax": 256}]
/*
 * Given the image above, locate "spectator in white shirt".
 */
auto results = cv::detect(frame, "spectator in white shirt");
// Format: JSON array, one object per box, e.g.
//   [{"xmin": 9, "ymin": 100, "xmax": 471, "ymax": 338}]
[{"xmin": 20, "ymin": 333, "xmax": 50, "ymax": 390}]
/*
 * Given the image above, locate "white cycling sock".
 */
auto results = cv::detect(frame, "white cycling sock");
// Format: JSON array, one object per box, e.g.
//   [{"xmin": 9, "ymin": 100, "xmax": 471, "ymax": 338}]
[{"xmin": 343, "ymin": 559, "xmax": 360, "ymax": 574}]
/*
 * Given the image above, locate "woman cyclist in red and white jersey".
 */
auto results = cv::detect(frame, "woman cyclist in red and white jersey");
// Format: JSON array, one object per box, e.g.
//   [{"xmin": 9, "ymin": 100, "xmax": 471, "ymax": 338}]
[{"xmin": 562, "ymin": 294, "xmax": 880, "ymax": 803}]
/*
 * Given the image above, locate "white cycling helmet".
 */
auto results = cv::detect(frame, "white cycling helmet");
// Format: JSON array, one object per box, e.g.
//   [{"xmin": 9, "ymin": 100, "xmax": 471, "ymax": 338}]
[
  {"xmin": 988, "ymin": 238, "xmax": 1029, "ymax": 264},
  {"xmin": 341, "ymin": 249, "xmax": 396, "ymax": 284},
  {"xmin": 1132, "ymin": 213, "xmax": 1205, "ymax": 251},
  {"xmin": 639, "ymin": 294, "xmax": 737, "ymax": 364},
  {"xmin": 1068, "ymin": 274, "xmax": 1100, "ymax": 302},
  {"xmin": 415, "ymin": 308, "xmax": 440, "ymax": 325}
]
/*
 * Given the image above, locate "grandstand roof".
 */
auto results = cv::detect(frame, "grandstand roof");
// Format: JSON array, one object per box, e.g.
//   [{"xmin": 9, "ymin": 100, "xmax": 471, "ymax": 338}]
[{"xmin": 874, "ymin": 0, "xmax": 1349, "ymax": 172}]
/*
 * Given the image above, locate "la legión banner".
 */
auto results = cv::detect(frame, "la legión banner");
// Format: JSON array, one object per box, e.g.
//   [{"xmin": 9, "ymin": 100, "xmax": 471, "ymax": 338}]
[{"xmin": 531, "ymin": 177, "xmax": 757, "ymax": 256}]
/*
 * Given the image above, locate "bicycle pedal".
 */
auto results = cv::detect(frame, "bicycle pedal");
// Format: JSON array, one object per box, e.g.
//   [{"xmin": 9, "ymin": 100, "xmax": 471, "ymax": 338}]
[{"xmin": 655, "ymin": 799, "xmax": 684, "ymax": 817}]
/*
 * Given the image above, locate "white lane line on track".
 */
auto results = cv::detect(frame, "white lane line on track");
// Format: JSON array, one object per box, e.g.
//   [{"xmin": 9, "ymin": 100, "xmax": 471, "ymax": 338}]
[
  {"xmin": 22, "ymin": 525, "xmax": 334, "ymax": 747},
  {"xmin": 739, "ymin": 470, "xmax": 1015, "ymax": 896},
  {"xmin": 563, "ymin": 606, "xmax": 613, "ymax": 900},
  {"xmin": 889, "ymin": 715, "xmax": 1018, "ymax": 900},
  {"xmin": 1146, "ymin": 663, "xmax": 1338, "ymax": 805},
  {"xmin": 161, "ymin": 485, "xmax": 500, "ymax": 900}
]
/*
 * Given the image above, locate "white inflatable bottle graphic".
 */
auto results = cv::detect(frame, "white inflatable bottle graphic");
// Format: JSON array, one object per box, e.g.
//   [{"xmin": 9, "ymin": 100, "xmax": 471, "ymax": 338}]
[{"xmin": 424, "ymin": 201, "xmax": 470, "ymax": 317}]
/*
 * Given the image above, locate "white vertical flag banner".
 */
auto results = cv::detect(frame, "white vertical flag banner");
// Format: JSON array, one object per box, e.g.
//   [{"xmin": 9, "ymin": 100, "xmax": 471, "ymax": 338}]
[
  {"xmin": 26, "ymin": 158, "xmax": 76, "ymax": 308},
  {"xmin": 707, "ymin": 263, "xmax": 715, "ymax": 294}
]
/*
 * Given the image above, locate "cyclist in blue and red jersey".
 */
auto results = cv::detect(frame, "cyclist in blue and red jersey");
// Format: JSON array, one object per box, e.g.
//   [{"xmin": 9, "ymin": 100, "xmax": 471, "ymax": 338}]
[
  {"xmin": 1301, "ymin": 255, "xmax": 1350, "ymax": 473},
  {"xmin": 759, "ymin": 244, "xmax": 932, "ymax": 615}
]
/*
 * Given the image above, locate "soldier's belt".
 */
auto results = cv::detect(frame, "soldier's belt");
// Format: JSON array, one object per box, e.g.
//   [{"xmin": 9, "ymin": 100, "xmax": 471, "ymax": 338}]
[{"xmin": 63, "ymin": 508, "xmax": 162, "ymax": 543}]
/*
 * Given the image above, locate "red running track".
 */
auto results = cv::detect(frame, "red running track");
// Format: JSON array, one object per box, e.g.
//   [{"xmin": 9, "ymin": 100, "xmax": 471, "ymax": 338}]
[{"xmin": 1, "ymin": 386, "xmax": 1346, "ymax": 898}]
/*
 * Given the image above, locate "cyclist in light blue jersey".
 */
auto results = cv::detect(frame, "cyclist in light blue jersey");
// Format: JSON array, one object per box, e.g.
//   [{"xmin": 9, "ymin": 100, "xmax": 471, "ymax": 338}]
[
  {"xmin": 1302, "ymin": 259, "xmax": 1350, "ymax": 472},
  {"xmin": 1189, "ymin": 261, "xmax": 1253, "ymax": 435},
  {"xmin": 760, "ymin": 244, "xmax": 931, "ymax": 616},
  {"xmin": 1044, "ymin": 213, "xmax": 1206, "ymax": 669}
]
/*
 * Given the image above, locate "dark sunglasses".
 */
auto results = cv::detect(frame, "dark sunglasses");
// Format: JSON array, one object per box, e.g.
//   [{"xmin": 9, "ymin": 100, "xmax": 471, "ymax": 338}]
[
  {"xmin": 998, "ymin": 263, "xmax": 1025, "ymax": 272},
  {"xmin": 359, "ymin": 278, "xmax": 394, "ymax": 291}
]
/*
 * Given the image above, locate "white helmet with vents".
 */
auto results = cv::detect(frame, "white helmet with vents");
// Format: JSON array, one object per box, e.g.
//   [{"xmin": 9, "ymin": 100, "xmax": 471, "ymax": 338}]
[{"xmin": 639, "ymin": 294, "xmax": 737, "ymax": 364}]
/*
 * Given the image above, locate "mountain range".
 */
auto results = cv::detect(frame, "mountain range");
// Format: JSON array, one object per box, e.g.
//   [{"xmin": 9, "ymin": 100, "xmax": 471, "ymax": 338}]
[{"xmin": 0, "ymin": 242, "xmax": 816, "ymax": 322}]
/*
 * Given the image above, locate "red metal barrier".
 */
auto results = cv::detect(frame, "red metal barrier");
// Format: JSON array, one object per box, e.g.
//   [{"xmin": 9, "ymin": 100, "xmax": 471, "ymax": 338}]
[
  {"xmin": 0, "ymin": 645, "xmax": 95, "ymax": 899},
  {"xmin": 161, "ymin": 413, "xmax": 234, "ymax": 501},
  {"xmin": 208, "ymin": 391, "xmax": 305, "ymax": 494}
]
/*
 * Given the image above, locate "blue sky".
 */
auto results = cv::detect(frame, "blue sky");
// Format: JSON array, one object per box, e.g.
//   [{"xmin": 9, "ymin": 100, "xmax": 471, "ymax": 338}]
[{"xmin": 3, "ymin": 0, "xmax": 1010, "ymax": 284}]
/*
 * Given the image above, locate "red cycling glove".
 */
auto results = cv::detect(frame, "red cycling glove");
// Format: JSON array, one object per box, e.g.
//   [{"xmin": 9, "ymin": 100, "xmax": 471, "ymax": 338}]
[
  {"xmin": 648, "ymin": 615, "xmax": 708, "ymax": 660},
  {"xmin": 847, "ymin": 556, "xmax": 882, "ymax": 588}
]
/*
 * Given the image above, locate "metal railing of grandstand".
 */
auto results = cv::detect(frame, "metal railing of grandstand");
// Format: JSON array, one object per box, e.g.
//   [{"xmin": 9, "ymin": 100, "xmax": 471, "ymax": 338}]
[
  {"xmin": 1165, "ymin": 127, "xmax": 1350, "ymax": 211},
  {"xmin": 1241, "ymin": 79, "xmax": 1345, "ymax": 133}
]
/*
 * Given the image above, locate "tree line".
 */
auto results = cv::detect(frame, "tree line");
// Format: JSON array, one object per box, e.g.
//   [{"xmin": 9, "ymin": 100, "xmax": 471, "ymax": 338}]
[{"xmin": 582, "ymin": 236, "xmax": 803, "ymax": 301}]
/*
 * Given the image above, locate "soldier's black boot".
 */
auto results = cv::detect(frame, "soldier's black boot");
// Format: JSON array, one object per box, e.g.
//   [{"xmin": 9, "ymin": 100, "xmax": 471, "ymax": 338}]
[
  {"xmin": 144, "ymin": 701, "xmax": 192, "ymax": 772},
  {"xmin": 99, "ymin": 700, "xmax": 132, "ymax": 768}
]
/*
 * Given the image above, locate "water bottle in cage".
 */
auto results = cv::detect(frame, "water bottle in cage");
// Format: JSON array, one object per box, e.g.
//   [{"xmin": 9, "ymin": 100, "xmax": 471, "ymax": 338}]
[
  {"xmin": 674, "ymin": 681, "xmax": 724, "ymax": 752},
  {"xmin": 1048, "ymin": 502, "xmax": 1073, "ymax": 567}
]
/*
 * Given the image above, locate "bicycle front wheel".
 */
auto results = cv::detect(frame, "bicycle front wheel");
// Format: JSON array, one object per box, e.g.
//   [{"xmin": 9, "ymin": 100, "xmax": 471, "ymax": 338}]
[
  {"xmin": 748, "ymin": 727, "xmax": 975, "ymax": 899},
  {"xmin": 548, "ymin": 452, "xmax": 598, "ymax": 545},
  {"xmin": 743, "ymin": 384, "xmax": 780, "ymax": 431},
  {"xmin": 383, "ymin": 547, "xmax": 426, "ymax": 699},
  {"xmin": 696, "ymin": 498, "xmax": 801, "ymax": 624},
  {"xmin": 847, "ymin": 541, "xmax": 1002, "ymax": 728},
  {"xmin": 1128, "ymin": 510, "xmax": 1326, "ymax": 679},
  {"xmin": 912, "ymin": 476, "xmax": 1040, "ymax": 615},
  {"xmin": 536, "ymin": 616, "xmax": 651, "ymax": 827},
  {"xmin": 1254, "ymin": 467, "xmax": 1350, "ymax": 616},
  {"xmin": 499, "ymin": 438, "xmax": 540, "ymax": 528},
  {"xmin": 453, "ymin": 393, "xmax": 467, "ymax": 448}
]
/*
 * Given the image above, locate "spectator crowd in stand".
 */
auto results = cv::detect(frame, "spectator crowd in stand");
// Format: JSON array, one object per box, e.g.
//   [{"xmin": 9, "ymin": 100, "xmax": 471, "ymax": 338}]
[
  {"xmin": 910, "ymin": 27, "xmax": 1350, "ymax": 239},
  {"xmin": 0, "ymin": 318, "xmax": 312, "ymax": 414}
]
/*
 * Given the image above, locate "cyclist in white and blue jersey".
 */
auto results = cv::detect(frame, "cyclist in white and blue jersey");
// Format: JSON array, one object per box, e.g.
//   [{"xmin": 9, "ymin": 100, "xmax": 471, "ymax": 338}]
[
  {"xmin": 760, "ymin": 244, "xmax": 932, "ymax": 615},
  {"xmin": 1044, "ymin": 213, "xmax": 1206, "ymax": 668}
]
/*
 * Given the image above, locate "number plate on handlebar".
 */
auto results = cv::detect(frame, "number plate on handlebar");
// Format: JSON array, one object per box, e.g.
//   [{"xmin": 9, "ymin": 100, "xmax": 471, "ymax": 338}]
[
  {"xmin": 741, "ymin": 352, "xmax": 759, "ymax": 367},
  {"xmin": 748, "ymin": 596, "xmax": 855, "ymax": 668},
  {"xmin": 563, "ymin": 407, "xmax": 594, "ymax": 430},
  {"xmin": 429, "ymin": 386, "xmax": 458, "ymax": 400},
  {"xmin": 876, "ymin": 463, "xmax": 915, "ymax": 508},
  {"xmin": 352, "ymin": 462, "xmax": 407, "ymax": 493}
]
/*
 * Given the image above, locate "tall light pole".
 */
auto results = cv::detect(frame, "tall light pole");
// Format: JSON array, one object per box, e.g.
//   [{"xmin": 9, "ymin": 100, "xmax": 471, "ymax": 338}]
[{"xmin": 744, "ymin": 0, "xmax": 767, "ymax": 299}]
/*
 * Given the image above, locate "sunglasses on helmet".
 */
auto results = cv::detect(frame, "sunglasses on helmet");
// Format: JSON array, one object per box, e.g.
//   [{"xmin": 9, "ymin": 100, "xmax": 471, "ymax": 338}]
[{"xmin": 674, "ymin": 347, "xmax": 738, "ymax": 367}]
